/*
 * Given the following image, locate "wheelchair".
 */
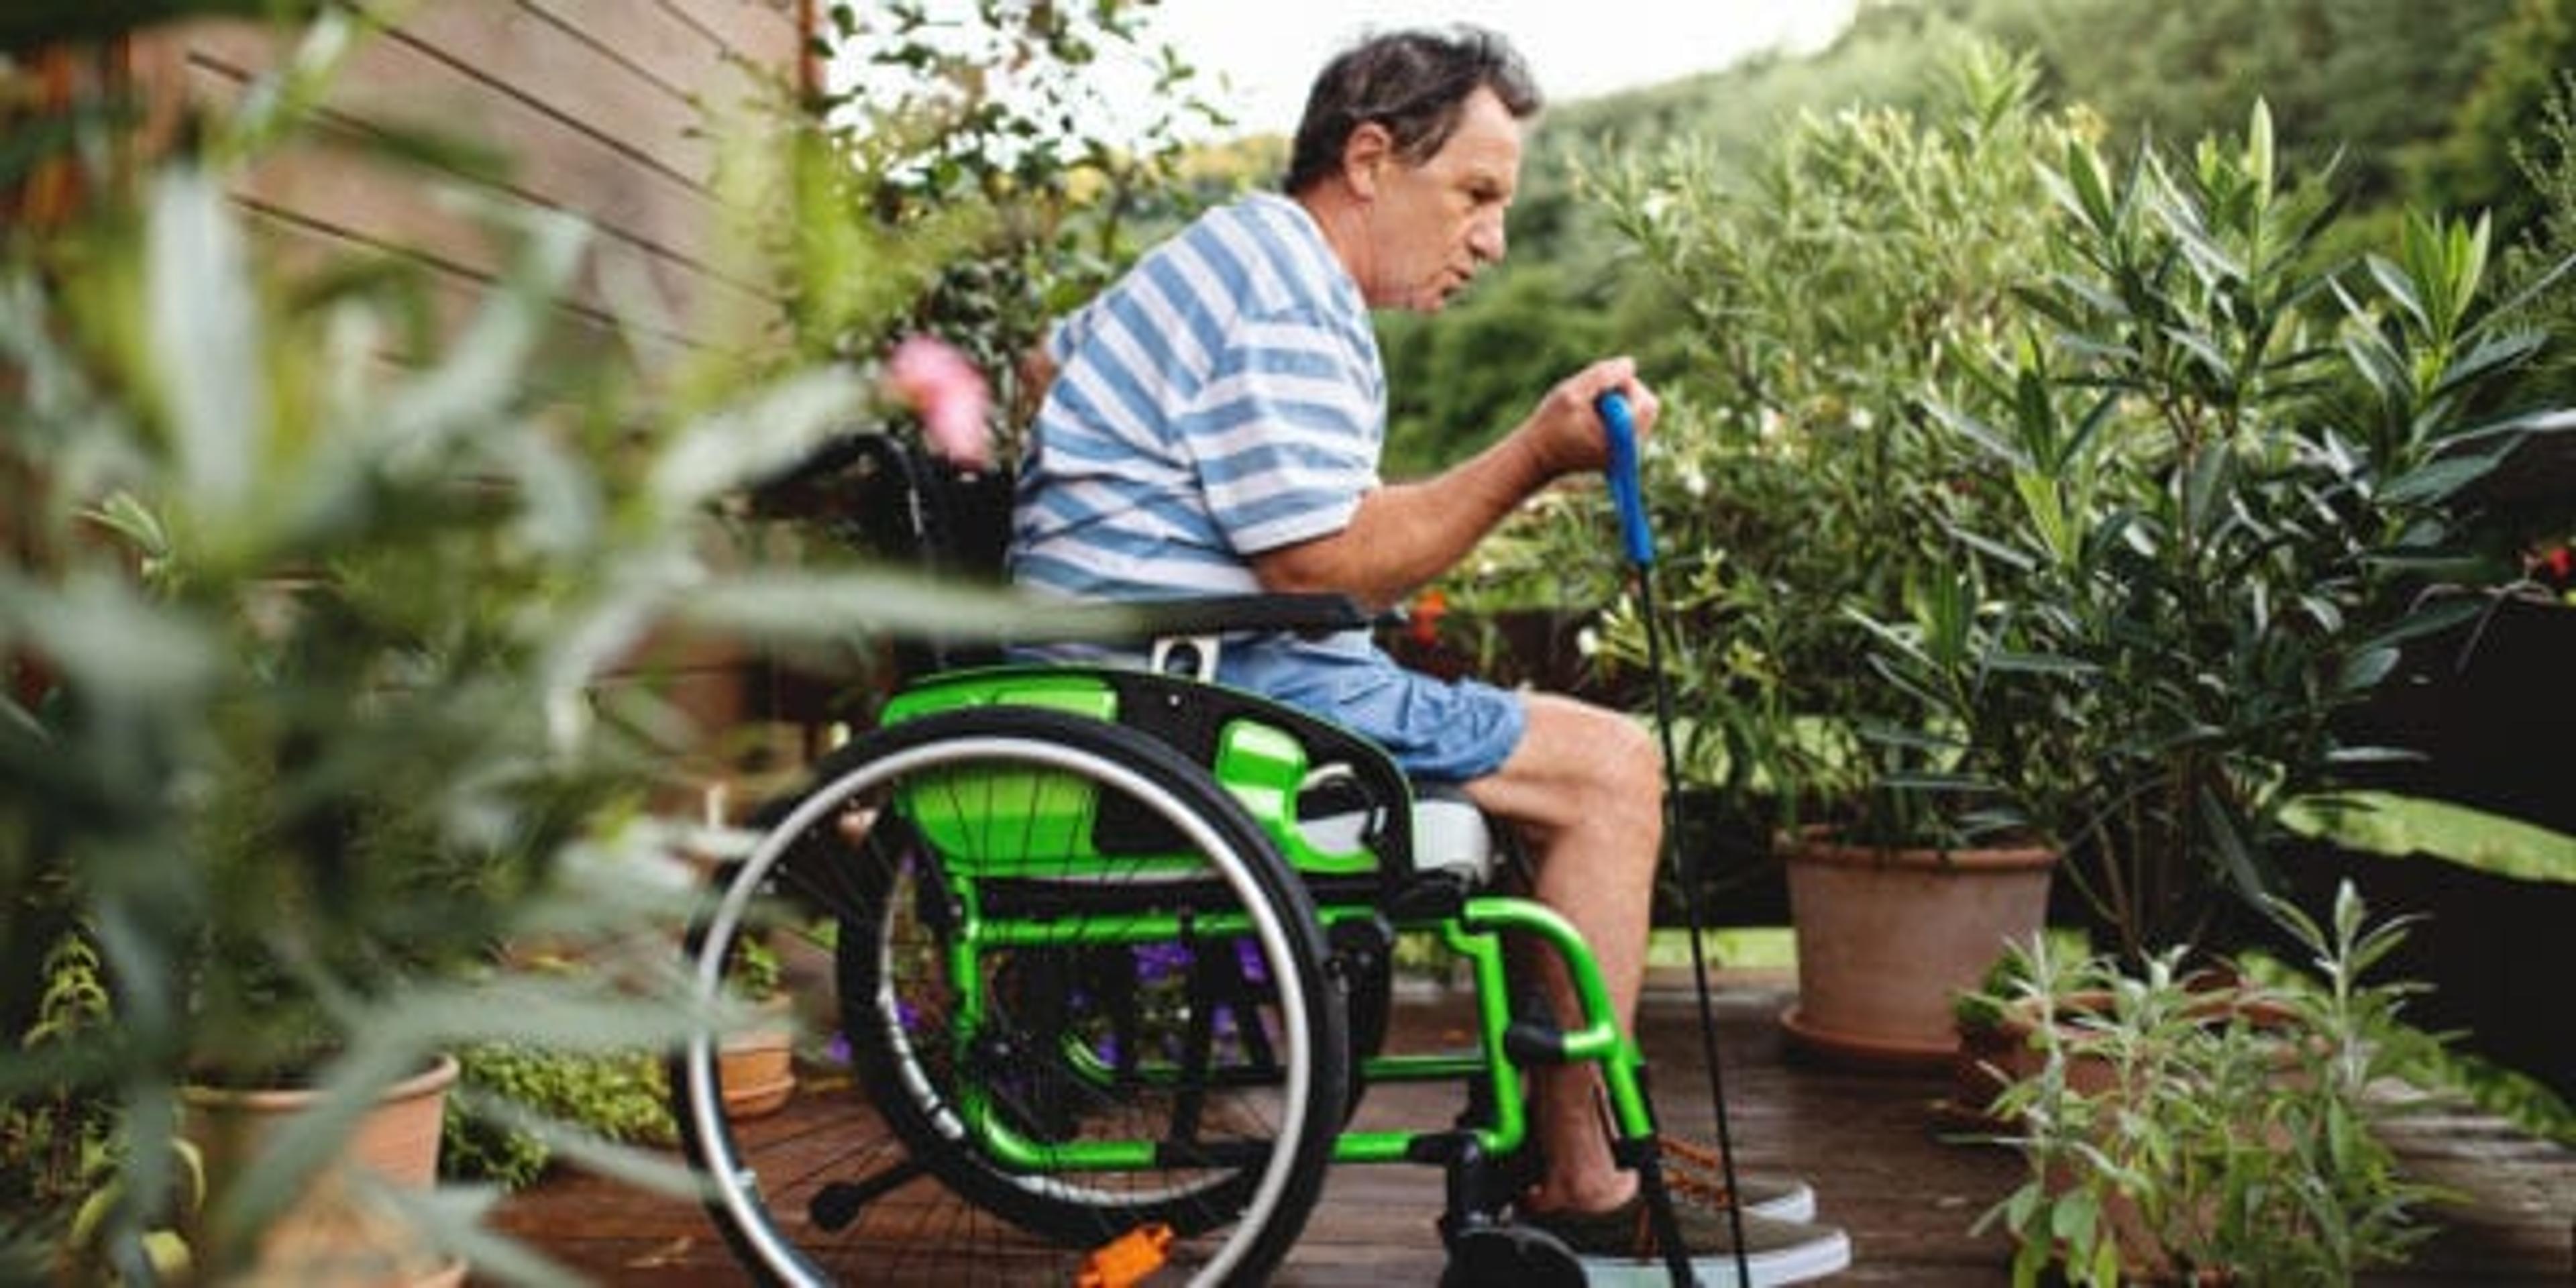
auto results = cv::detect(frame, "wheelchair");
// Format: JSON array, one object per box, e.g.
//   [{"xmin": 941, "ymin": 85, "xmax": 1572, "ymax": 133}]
[{"xmin": 668, "ymin": 433, "xmax": 1707, "ymax": 1285}]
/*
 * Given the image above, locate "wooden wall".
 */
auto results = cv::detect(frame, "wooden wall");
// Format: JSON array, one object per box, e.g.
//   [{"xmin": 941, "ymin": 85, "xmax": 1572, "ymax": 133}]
[
  {"xmin": 117, "ymin": 2, "xmax": 822, "ymax": 804},
  {"xmin": 129, "ymin": 1, "xmax": 809, "ymax": 360}
]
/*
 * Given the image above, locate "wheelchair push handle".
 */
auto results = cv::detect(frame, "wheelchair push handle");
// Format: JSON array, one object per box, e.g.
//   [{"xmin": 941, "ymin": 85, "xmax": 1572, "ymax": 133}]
[{"xmin": 1595, "ymin": 389, "xmax": 1655, "ymax": 568}]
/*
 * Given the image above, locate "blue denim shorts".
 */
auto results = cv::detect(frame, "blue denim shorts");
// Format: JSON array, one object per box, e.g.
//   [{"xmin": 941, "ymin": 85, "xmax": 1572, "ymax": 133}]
[{"xmin": 1218, "ymin": 630, "xmax": 1527, "ymax": 784}]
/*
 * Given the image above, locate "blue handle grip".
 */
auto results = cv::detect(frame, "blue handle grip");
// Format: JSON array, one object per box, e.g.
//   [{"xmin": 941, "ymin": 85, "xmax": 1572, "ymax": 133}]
[{"xmin": 1597, "ymin": 390, "xmax": 1655, "ymax": 567}]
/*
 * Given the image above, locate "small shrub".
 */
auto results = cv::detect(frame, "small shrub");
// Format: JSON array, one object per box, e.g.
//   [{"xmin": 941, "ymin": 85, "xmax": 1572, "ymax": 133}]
[
  {"xmin": 441, "ymin": 1044, "xmax": 676, "ymax": 1193},
  {"xmin": 1974, "ymin": 881, "xmax": 2446, "ymax": 1285}
]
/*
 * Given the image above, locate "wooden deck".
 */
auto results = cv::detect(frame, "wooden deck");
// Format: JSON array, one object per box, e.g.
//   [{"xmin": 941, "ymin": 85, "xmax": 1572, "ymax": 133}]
[{"xmin": 484, "ymin": 970, "xmax": 2574, "ymax": 1284}]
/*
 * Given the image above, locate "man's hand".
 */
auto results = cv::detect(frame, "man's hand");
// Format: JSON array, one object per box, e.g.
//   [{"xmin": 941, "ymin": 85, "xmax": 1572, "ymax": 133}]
[{"xmin": 1521, "ymin": 357, "xmax": 1660, "ymax": 479}]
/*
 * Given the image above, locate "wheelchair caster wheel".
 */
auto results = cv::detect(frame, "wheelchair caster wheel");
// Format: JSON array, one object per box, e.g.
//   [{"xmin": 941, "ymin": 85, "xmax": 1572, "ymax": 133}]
[{"xmin": 1443, "ymin": 1222, "xmax": 1585, "ymax": 1288}]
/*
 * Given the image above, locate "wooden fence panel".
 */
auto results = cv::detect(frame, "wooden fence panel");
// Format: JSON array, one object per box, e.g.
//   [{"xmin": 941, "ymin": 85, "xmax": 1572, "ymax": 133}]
[
  {"xmin": 129, "ymin": 2, "xmax": 806, "ymax": 358},
  {"xmin": 117, "ymin": 3, "xmax": 821, "ymax": 784}
]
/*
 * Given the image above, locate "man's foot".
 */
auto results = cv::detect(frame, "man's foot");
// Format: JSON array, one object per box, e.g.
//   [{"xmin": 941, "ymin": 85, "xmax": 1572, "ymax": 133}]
[
  {"xmin": 1521, "ymin": 1190, "xmax": 1851, "ymax": 1287},
  {"xmin": 1657, "ymin": 1134, "xmax": 1818, "ymax": 1224}
]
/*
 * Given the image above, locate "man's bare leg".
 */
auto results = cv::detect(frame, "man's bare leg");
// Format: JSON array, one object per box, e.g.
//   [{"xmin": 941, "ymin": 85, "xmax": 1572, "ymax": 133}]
[{"xmin": 1463, "ymin": 692, "xmax": 1664, "ymax": 1214}]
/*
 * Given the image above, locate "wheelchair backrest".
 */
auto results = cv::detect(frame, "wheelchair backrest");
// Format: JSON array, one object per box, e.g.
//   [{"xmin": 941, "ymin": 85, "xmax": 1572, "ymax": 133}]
[{"xmin": 751, "ymin": 431, "xmax": 1016, "ymax": 674}]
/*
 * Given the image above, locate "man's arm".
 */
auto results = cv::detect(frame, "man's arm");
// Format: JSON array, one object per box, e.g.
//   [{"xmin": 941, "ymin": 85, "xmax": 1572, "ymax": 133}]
[{"xmin": 1252, "ymin": 358, "xmax": 1657, "ymax": 612}]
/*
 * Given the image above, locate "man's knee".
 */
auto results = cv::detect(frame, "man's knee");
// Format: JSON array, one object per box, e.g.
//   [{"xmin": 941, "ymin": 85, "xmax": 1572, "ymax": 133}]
[
  {"xmin": 1608, "ymin": 704, "xmax": 1664, "ymax": 789},
  {"xmin": 1532, "ymin": 695, "xmax": 1662, "ymax": 805}
]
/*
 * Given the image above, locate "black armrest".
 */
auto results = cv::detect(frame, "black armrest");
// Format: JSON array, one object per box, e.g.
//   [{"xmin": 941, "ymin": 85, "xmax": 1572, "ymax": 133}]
[
  {"xmin": 1024, "ymin": 593, "xmax": 1370, "ymax": 645},
  {"xmin": 1134, "ymin": 593, "xmax": 1372, "ymax": 637}
]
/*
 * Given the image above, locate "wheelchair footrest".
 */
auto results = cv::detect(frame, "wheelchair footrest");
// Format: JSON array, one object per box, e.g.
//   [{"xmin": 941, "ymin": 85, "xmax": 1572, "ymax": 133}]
[{"xmin": 1441, "ymin": 1220, "xmax": 1585, "ymax": 1288}]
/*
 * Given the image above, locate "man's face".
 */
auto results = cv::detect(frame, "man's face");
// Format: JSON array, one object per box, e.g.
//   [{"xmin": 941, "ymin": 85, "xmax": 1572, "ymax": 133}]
[{"xmin": 1360, "ymin": 87, "xmax": 1522, "ymax": 312}]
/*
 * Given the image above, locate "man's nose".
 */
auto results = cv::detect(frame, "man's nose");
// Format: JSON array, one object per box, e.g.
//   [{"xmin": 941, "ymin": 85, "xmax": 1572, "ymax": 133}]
[{"xmin": 1470, "ymin": 212, "xmax": 1507, "ymax": 264}]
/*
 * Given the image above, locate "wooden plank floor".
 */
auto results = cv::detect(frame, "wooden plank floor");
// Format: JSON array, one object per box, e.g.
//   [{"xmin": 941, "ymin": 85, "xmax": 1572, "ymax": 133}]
[{"xmin": 483, "ymin": 971, "xmax": 2574, "ymax": 1284}]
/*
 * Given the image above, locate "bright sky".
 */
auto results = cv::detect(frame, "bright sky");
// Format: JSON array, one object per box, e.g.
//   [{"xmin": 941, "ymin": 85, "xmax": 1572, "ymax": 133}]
[{"xmin": 1144, "ymin": 1, "xmax": 1860, "ymax": 135}]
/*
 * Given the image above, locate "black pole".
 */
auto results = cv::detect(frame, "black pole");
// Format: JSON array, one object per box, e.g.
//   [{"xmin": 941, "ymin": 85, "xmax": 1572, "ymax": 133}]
[{"xmin": 1635, "ymin": 565, "xmax": 1754, "ymax": 1288}]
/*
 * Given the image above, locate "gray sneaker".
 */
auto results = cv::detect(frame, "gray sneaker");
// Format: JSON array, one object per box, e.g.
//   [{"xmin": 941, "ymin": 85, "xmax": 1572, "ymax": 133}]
[
  {"xmin": 1521, "ymin": 1193, "xmax": 1852, "ymax": 1287},
  {"xmin": 1504, "ymin": 1134, "xmax": 1817, "ymax": 1224},
  {"xmin": 1656, "ymin": 1135, "xmax": 1817, "ymax": 1224}
]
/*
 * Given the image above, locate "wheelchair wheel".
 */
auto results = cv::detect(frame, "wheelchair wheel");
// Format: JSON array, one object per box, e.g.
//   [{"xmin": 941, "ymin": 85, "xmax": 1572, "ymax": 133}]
[{"xmin": 672, "ymin": 707, "xmax": 1350, "ymax": 1286}]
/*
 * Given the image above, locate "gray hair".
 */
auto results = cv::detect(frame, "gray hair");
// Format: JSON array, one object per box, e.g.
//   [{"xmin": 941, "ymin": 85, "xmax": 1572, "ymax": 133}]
[{"xmin": 1282, "ymin": 25, "xmax": 1542, "ymax": 195}]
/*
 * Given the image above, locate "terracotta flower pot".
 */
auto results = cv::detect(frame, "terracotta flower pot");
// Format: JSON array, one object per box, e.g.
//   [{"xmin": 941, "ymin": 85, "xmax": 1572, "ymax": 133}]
[
  {"xmin": 182, "ymin": 1053, "xmax": 466, "ymax": 1287},
  {"xmin": 1945, "ymin": 987, "xmax": 2123, "ymax": 1133},
  {"xmin": 1780, "ymin": 833, "xmax": 2057, "ymax": 1069},
  {"xmin": 719, "ymin": 999, "xmax": 799, "ymax": 1120}
]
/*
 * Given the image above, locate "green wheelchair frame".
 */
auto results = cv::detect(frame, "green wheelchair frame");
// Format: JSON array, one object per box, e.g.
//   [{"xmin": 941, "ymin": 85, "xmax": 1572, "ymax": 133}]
[{"xmin": 667, "ymin": 434, "xmax": 1699, "ymax": 1286}]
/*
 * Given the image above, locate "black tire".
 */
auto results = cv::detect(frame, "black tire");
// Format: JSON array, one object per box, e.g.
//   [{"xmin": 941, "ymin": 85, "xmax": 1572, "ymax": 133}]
[{"xmin": 672, "ymin": 707, "xmax": 1349, "ymax": 1286}]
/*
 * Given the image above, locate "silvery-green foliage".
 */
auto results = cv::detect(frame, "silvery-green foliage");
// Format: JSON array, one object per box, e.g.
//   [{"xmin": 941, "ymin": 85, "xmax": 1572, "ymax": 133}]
[
  {"xmin": 0, "ymin": 148, "xmax": 1019, "ymax": 1288},
  {"xmin": 1972, "ymin": 881, "xmax": 2445, "ymax": 1285}
]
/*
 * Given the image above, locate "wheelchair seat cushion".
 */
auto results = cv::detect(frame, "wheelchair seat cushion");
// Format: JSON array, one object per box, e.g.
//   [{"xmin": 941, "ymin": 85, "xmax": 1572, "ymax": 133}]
[
  {"xmin": 1406, "ymin": 791, "xmax": 1501, "ymax": 888},
  {"xmin": 1297, "ymin": 785, "xmax": 1498, "ymax": 889}
]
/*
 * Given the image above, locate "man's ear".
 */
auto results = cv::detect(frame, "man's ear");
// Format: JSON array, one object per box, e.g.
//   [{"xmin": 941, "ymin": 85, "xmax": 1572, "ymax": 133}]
[{"xmin": 1342, "ymin": 121, "xmax": 1393, "ymax": 201}]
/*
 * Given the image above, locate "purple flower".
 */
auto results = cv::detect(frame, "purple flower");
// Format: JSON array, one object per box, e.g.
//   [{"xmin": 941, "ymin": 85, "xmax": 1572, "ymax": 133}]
[{"xmin": 1135, "ymin": 942, "xmax": 1193, "ymax": 982}]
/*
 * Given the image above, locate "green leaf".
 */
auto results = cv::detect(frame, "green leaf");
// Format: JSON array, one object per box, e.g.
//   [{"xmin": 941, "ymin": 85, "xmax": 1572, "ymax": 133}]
[
  {"xmin": 2353, "ymin": 594, "xmax": 2484, "ymax": 653},
  {"xmin": 2182, "ymin": 440, "xmax": 2233, "ymax": 539},
  {"xmin": 2280, "ymin": 792, "xmax": 2576, "ymax": 884},
  {"xmin": 0, "ymin": 571, "xmax": 215, "ymax": 713},
  {"xmin": 647, "ymin": 367, "xmax": 871, "ymax": 515},
  {"xmin": 1926, "ymin": 397, "xmax": 2029, "ymax": 469},
  {"xmin": 2337, "ymin": 644, "xmax": 2398, "ymax": 692},
  {"xmin": 2010, "ymin": 1224, "xmax": 2053, "ymax": 1287},
  {"xmin": 2161, "ymin": 324, "xmax": 2235, "ymax": 383},
  {"xmin": 2061, "ymin": 138, "xmax": 2117, "ymax": 234},
  {"xmin": 2364, "ymin": 254, "xmax": 2428, "ymax": 336},
  {"xmin": 2428, "ymin": 328, "xmax": 2544, "ymax": 402},
  {"xmin": 2436, "ymin": 405, "xmax": 2576, "ymax": 455},
  {"xmin": 2379, "ymin": 451, "xmax": 2505, "ymax": 506},
  {"xmin": 2051, "ymin": 1185, "xmax": 2101, "ymax": 1242},
  {"xmin": 2245, "ymin": 99, "xmax": 2276, "ymax": 199},
  {"xmin": 2047, "ymin": 272, "xmax": 2132, "ymax": 322},
  {"xmin": 2199, "ymin": 784, "xmax": 2272, "ymax": 901},
  {"xmin": 675, "ymin": 570, "xmax": 1087, "ymax": 645},
  {"xmin": 376, "ymin": 204, "xmax": 588, "ymax": 466},
  {"xmin": 2005, "ymin": 1181, "xmax": 2042, "ymax": 1235},
  {"xmin": 2335, "ymin": 315, "xmax": 2413, "ymax": 405},
  {"xmin": 2085, "ymin": 1234, "xmax": 2122, "ymax": 1287},
  {"xmin": 147, "ymin": 168, "xmax": 268, "ymax": 523},
  {"xmin": 1986, "ymin": 649, "xmax": 2094, "ymax": 676},
  {"xmin": 378, "ymin": 1183, "xmax": 584, "ymax": 1288}
]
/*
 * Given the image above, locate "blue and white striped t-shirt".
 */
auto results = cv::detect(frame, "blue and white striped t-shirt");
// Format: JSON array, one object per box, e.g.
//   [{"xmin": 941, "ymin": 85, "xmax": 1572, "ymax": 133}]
[{"xmin": 1010, "ymin": 192, "xmax": 1385, "ymax": 603}]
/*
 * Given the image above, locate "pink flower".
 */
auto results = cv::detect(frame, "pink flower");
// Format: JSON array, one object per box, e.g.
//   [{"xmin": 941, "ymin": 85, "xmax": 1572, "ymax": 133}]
[{"xmin": 883, "ymin": 335, "xmax": 993, "ymax": 470}]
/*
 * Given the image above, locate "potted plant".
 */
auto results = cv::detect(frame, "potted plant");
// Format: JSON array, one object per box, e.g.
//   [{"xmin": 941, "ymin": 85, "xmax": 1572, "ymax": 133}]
[
  {"xmin": 0, "ymin": 14, "xmax": 971, "ymax": 1276},
  {"xmin": 0, "ymin": 162, "xmax": 657, "ymax": 1282},
  {"xmin": 1586, "ymin": 44, "xmax": 2078, "ymax": 1067},
  {"xmin": 1867, "ymin": 99, "xmax": 2576, "ymax": 973},
  {"xmin": 1970, "ymin": 881, "xmax": 2447, "ymax": 1285}
]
